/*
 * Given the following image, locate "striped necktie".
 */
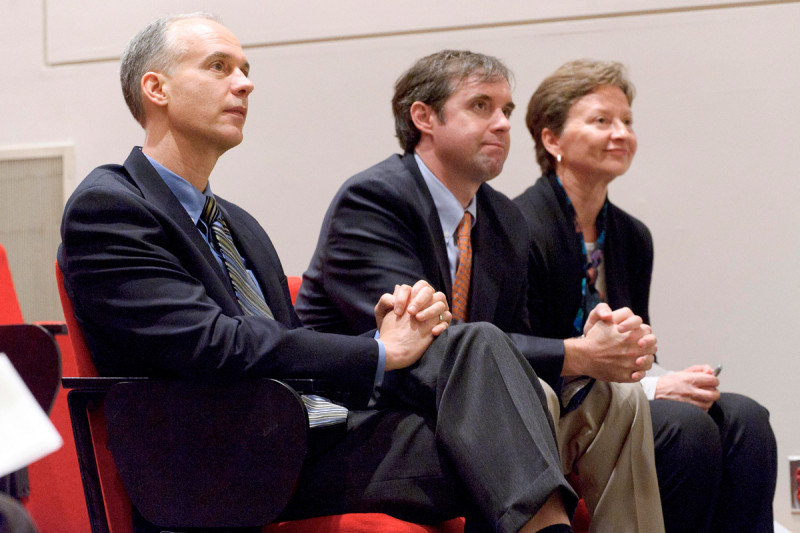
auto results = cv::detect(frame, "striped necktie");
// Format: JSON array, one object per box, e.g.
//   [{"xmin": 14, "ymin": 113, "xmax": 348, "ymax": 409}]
[
  {"xmin": 201, "ymin": 196, "xmax": 274, "ymax": 320},
  {"xmin": 201, "ymin": 196, "xmax": 346, "ymax": 427},
  {"xmin": 451, "ymin": 211, "xmax": 473, "ymax": 322}
]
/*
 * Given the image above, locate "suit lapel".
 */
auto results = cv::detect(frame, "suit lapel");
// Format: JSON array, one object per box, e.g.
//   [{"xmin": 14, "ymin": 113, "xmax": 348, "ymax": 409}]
[
  {"xmin": 121, "ymin": 148, "xmax": 241, "ymax": 311},
  {"xmin": 215, "ymin": 203, "xmax": 294, "ymax": 326},
  {"xmin": 401, "ymin": 153, "xmax": 453, "ymax": 296},
  {"xmin": 468, "ymin": 187, "xmax": 503, "ymax": 322}
]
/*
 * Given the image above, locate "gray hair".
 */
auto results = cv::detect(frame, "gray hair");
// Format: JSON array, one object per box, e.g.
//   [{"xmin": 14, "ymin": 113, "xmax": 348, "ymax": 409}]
[
  {"xmin": 526, "ymin": 59, "xmax": 635, "ymax": 175},
  {"xmin": 392, "ymin": 50, "xmax": 513, "ymax": 153},
  {"xmin": 120, "ymin": 12, "xmax": 219, "ymax": 127}
]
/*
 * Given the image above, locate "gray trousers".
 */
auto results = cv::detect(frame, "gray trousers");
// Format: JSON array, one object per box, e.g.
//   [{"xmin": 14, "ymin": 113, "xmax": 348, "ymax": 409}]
[{"xmin": 282, "ymin": 322, "xmax": 577, "ymax": 533}]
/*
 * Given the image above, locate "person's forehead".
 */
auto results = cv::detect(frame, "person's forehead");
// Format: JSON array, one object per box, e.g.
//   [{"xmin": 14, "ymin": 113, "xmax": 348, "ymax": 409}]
[
  {"xmin": 450, "ymin": 76, "xmax": 511, "ymax": 99},
  {"xmin": 170, "ymin": 18, "xmax": 243, "ymax": 54},
  {"xmin": 572, "ymin": 85, "xmax": 630, "ymax": 110}
]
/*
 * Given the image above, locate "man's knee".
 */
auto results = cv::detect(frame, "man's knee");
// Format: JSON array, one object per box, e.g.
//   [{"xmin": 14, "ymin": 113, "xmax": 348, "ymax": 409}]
[
  {"xmin": 571, "ymin": 381, "xmax": 647, "ymax": 426},
  {"xmin": 444, "ymin": 322, "xmax": 536, "ymax": 379},
  {"xmin": 612, "ymin": 381, "xmax": 648, "ymax": 403},
  {"xmin": 446, "ymin": 321, "xmax": 510, "ymax": 346},
  {"xmin": 714, "ymin": 392, "xmax": 777, "ymax": 475},
  {"xmin": 716, "ymin": 392, "xmax": 773, "ymax": 437},
  {"xmin": 607, "ymin": 381, "xmax": 649, "ymax": 415}
]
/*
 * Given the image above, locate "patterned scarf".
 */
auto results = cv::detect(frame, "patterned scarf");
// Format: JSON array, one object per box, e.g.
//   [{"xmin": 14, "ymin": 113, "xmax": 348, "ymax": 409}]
[{"xmin": 555, "ymin": 177, "xmax": 609, "ymax": 335}]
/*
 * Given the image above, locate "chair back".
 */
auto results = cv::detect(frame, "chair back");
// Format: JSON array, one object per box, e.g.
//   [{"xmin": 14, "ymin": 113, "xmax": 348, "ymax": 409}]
[
  {"xmin": 55, "ymin": 263, "xmax": 309, "ymax": 532},
  {"xmin": 0, "ymin": 243, "xmax": 24, "ymax": 324},
  {"xmin": 0, "ymin": 247, "xmax": 90, "ymax": 531},
  {"xmin": 55, "ymin": 261, "xmax": 133, "ymax": 533},
  {"xmin": 287, "ymin": 275, "xmax": 302, "ymax": 305},
  {"xmin": 0, "ymin": 245, "xmax": 57, "ymax": 408},
  {"xmin": 55, "ymin": 267, "xmax": 470, "ymax": 533},
  {"xmin": 55, "ymin": 263, "xmax": 99, "ymax": 378}
]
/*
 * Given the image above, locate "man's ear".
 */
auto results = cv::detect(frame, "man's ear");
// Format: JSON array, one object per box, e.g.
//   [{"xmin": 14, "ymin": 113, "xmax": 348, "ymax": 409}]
[
  {"xmin": 541, "ymin": 128, "xmax": 561, "ymax": 160},
  {"xmin": 410, "ymin": 101, "xmax": 436, "ymax": 136},
  {"xmin": 141, "ymin": 71, "xmax": 169, "ymax": 109}
]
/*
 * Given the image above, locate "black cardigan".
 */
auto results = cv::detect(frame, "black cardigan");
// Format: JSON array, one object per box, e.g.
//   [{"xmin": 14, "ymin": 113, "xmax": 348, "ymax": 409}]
[{"xmin": 514, "ymin": 172, "xmax": 654, "ymax": 340}]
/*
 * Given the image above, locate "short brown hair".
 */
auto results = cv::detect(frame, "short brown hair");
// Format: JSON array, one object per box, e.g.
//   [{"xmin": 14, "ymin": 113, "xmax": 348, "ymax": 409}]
[
  {"xmin": 392, "ymin": 50, "xmax": 513, "ymax": 153},
  {"xmin": 526, "ymin": 59, "xmax": 635, "ymax": 175}
]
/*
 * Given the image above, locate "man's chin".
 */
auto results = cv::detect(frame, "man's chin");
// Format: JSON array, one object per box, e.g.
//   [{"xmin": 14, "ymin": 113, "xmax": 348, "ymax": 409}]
[
  {"xmin": 218, "ymin": 133, "xmax": 245, "ymax": 154},
  {"xmin": 480, "ymin": 158, "xmax": 506, "ymax": 182}
]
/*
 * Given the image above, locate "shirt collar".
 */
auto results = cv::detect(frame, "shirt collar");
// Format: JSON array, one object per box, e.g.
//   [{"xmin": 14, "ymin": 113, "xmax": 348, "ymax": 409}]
[
  {"xmin": 414, "ymin": 153, "xmax": 476, "ymax": 240},
  {"xmin": 145, "ymin": 154, "xmax": 212, "ymax": 224}
]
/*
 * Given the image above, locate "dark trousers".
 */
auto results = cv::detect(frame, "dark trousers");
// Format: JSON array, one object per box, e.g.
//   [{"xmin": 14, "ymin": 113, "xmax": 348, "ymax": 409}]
[
  {"xmin": 652, "ymin": 392, "xmax": 777, "ymax": 533},
  {"xmin": 282, "ymin": 323, "xmax": 576, "ymax": 532}
]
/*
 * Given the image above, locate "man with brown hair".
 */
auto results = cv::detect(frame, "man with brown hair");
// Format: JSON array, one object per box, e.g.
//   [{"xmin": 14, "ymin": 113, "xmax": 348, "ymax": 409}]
[{"xmin": 297, "ymin": 49, "xmax": 664, "ymax": 533}]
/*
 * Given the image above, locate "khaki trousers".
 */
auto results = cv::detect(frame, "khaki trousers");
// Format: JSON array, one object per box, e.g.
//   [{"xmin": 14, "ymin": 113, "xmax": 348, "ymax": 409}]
[{"xmin": 541, "ymin": 380, "xmax": 664, "ymax": 533}]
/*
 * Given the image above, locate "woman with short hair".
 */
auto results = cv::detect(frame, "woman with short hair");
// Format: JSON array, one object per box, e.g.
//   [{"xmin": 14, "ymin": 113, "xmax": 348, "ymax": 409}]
[{"xmin": 515, "ymin": 59, "xmax": 777, "ymax": 533}]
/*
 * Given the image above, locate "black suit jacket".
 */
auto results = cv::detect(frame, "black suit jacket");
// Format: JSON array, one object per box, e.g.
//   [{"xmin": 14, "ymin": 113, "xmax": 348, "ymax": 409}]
[
  {"xmin": 58, "ymin": 147, "xmax": 378, "ymax": 407},
  {"xmin": 514, "ymin": 173, "xmax": 654, "ymax": 340},
  {"xmin": 296, "ymin": 153, "xmax": 565, "ymax": 388}
]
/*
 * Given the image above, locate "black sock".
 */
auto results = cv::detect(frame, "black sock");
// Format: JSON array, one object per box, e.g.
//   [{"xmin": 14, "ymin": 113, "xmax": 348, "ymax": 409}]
[{"xmin": 537, "ymin": 525, "xmax": 572, "ymax": 533}]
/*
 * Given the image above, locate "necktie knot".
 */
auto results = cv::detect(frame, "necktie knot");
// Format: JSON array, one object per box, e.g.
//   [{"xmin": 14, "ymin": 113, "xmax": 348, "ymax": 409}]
[
  {"xmin": 201, "ymin": 195, "xmax": 221, "ymax": 226},
  {"xmin": 456, "ymin": 212, "xmax": 472, "ymax": 248}
]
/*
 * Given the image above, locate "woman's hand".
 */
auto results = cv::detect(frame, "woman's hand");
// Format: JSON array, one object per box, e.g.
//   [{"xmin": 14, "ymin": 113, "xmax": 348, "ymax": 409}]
[{"xmin": 654, "ymin": 365, "xmax": 720, "ymax": 411}]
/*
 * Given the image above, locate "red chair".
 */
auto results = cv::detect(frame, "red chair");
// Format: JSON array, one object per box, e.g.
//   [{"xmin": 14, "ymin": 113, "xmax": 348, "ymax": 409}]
[
  {"xmin": 0, "ymin": 244, "xmax": 24, "ymax": 325},
  {"xmin": 57, "ymin": 266, "xmax": 465, "ymax": 533},
  {"xmin": 0, "ymin": 243, "xmax": 89, "ymax": 532},
  {"xmin": 286, "ymin": 275, "xmax": 303, "ymax": 305},
  {"xmin": 58, "ymin": 263, "xmax": 312, "ymax": 532}
]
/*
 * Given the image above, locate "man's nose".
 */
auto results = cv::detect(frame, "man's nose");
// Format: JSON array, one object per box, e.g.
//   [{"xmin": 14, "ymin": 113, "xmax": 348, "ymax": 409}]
[{"xmin": 232, "ymin": 69, "xmax": 254, "ymax": 95}]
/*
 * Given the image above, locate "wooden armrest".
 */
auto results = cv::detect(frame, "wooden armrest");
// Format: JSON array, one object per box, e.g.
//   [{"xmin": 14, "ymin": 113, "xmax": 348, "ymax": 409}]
[
  {"xmin": 104, "ymin": 378, "xmax": 308, "ymax": 528},
  {"xmin": 63, "ymin": 376, "xmax": 328, "ymax": 394},
  {"xmin": 34, "ymin": 321, "xmax": 68, "ymax": 335},
  {"xmin": 61, "ymin": 376, "xmax": 147, "ymax": 390},
  {"xmin": 282, "ymin": 378, "xmax": 330, "ymax": 395}
]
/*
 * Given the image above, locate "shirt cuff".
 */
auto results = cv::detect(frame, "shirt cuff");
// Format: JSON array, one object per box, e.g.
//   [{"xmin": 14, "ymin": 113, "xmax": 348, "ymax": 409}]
[
  {"xmin": 374, "ymin": 333, "xmax": 386, "ymax": 389},
  {"xmin": 640, "ymin": 362, "xmax": 672, "ymax": 400},
  {"xmin": 639, "ymin": 376, "xmax": 659, "ymax": 400}
]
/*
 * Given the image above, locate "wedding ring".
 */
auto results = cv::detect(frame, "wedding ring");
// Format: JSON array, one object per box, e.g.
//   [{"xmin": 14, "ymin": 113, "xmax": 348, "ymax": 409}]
[{"xmin": 439, "ymin": 314, "xmax": 443, "ymax": 322}]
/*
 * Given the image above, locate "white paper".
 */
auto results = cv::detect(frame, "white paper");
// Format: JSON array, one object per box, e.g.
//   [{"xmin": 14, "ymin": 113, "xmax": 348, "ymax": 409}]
[{"xmin": 0, "ymin": 353, "xmax": 63, "ymax": 477}]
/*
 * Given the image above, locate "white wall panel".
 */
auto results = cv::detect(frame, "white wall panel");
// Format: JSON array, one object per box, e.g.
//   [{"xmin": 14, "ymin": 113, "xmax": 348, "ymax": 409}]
[
  {"xmin": 45, "ymin": 0, "xmax": 784, "ymax": 63},
  {"xmin": 4, "ymin": 0, "xmax": 800, "ymax": 527}
]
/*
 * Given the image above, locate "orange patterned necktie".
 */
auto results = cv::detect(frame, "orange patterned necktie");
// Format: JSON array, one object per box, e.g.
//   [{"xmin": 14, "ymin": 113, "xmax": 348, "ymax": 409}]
[{"xmin": 451, "ymin": 211, "xmax": 473, "ymax": 322}]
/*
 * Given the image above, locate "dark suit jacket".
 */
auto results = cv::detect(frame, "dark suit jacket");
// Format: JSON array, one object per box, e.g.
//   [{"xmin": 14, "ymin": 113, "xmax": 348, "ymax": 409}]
[
  {"xmin": 58, "ymin": 147, "xmax": 378, "ymax": 408},
  {"xmin": 513, "ymin": 172, "xmax": 654, "ymax": 340},
  {"xmin": 296, "ymin": 153, "xmax": 566, "ymax": 388}
]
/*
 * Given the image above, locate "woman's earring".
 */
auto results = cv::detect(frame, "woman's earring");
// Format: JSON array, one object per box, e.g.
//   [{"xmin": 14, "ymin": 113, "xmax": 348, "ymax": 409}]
[{"xmin": 556, "ymin": 154, "xmax": 562, "ymax": 163}]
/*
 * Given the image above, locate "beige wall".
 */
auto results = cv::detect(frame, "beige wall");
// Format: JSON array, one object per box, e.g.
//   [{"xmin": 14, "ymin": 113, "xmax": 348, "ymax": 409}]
[{"xmin": 3, "ymin": 0, "xmax": 799, "ymax": 527}]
